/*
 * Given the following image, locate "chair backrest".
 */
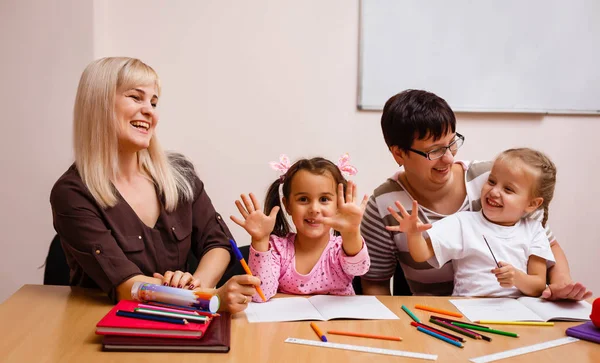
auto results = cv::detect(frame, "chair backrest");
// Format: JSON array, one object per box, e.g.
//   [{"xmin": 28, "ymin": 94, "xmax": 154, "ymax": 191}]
[
  {"xmin": 43, "ymin": 235, "xmax": 71, "ymax": 286},
  {"xmin": 44, "ymin": 235, "xmax": 253, "ymax": 288},
  {"xmin": 353, "ymin": 262, "xmax": 412, "ymax": 296},
  {"xmin": 215, "ymin": 245, "xmax": 250, "ymax": 288}
]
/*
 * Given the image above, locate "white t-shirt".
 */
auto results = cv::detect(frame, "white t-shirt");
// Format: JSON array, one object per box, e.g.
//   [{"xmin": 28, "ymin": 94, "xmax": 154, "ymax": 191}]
[{"xmin": 426, "ymin": 210, "xmax": 555, "ymax": 297}]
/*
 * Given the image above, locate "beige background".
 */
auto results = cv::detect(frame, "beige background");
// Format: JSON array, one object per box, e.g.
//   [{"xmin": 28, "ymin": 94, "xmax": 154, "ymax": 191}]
[{"xmin": 1, "ymin": 0, "xmax": 598, "ymax": 303}]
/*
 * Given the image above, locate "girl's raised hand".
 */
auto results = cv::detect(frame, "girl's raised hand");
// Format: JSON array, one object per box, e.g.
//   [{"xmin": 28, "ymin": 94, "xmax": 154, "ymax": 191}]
[
  {"xmin": 385, "ymin": 200, "xmax": 432, "ymax": 235},
  {"xmin": 317, "ymin": 181, "xmax": 368, "ymax": 234},
  {"xmin": 230, "ymin": 193, "xmax": 279, "ymax": 243}
]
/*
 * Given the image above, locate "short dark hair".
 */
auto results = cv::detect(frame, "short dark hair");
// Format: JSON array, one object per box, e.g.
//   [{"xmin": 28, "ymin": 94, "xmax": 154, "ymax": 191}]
[{"xmin": 381, "ymin": 89, "xmax": 456, "ymax": 151}]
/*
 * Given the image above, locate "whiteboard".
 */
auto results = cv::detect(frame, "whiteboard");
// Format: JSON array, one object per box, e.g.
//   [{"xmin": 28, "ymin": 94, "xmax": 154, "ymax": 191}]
[{"xmin": 359, "ymin": 0, "xmax": 600, "ymax": 114}]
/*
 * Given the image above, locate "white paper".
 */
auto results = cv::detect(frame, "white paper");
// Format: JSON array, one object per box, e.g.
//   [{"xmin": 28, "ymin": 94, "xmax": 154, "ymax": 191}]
[
  {"xmin": 244, "ymin": 297, "xmax": 323, "ymax": 323},
  {"xmin": 450, "ymin": 298, "xmax": 592, "ymax": 322},
  {"xmin": 517, "ymin": 297, "xmax": 592, "ymax": 322},
  {"xmin": 309, "ymin": 295, "xmax": 399, "ymax": 321},
  {"xmin": 450, "ymin": 298, "xmax": 543, "ymax": 322},
  {"xmin": 244, "ymin": 295, "xmax": 399, "ymax": 323}
]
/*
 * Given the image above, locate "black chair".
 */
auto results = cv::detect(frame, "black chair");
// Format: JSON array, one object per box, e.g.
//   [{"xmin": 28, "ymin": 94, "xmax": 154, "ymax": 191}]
[
  {"xmin": 44, "ymin": 234, "xmax": 251, "ymax": 288},
  {"xmin": 43, "ymin": 235, "xmax": 70, "ymax": 286},
  {"xmin": 353, "ymin": 263, "xmax": 412, "ymax": 296}
]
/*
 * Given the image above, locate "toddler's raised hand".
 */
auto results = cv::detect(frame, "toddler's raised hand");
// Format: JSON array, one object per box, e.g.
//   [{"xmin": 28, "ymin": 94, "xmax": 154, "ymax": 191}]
[
  {"xmin": 230, "ymin": 193, "xmax": 279, "ymax": 250},
  {"xmin": 317, "ymin": 181, "xmax": 368, "ymax": 234},
  {"xmin": 385, "ymin": 200, "xmax": 432, "ymax": 235}
]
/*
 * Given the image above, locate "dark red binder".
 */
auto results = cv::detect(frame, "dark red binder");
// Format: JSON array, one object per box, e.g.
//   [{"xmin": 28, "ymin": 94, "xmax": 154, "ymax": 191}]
[{"xmin": 102, "ymin": 312, "xmax": 231, "ymax": 352}]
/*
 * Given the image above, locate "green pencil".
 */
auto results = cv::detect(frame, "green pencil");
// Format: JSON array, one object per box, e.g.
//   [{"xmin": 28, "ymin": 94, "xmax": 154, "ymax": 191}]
[
  {"xmin": 429, "ymin": 318, "xmax": 480, "ymax": 339},
  {"xmin": 401, "ymin": 305, "xmax": 420, "ymax": 323},
  {"xmin": 452, "ymin": 322, "xmax": 519, "ymax": 338}
]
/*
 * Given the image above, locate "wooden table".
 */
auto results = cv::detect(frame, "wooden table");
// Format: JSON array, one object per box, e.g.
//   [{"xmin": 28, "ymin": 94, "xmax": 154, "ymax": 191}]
[{"xmin": 1, "ymin": 285, "xmax": 598, "ymax": 362}]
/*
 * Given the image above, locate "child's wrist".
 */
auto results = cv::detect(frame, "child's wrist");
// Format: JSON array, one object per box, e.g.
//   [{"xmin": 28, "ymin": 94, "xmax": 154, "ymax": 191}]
[
  {"xmin": 251, "ymin": 238, "xmax": 270, "ymax": 252},
  {"xmin": 340, "ymin": 230, "xmax": 361, "ymax": 240}
]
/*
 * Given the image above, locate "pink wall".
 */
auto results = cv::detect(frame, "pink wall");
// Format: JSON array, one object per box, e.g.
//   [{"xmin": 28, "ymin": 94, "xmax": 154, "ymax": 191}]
[{"xmin": 1, "ymin": 0, "xmax": 597, "ymax": 302}]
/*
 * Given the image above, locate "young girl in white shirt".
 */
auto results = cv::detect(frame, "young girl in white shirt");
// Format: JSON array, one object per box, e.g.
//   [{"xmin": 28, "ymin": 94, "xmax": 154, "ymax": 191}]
[{"xmin": 386, "ymin": 148, "xmax": 557, "ymax": 297}]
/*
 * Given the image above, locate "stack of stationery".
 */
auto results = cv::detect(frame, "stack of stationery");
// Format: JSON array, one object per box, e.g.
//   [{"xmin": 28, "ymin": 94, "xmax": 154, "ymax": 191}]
[{"xmin": 96, "ymin": 300, "xmax": 230, "ymax": 352}]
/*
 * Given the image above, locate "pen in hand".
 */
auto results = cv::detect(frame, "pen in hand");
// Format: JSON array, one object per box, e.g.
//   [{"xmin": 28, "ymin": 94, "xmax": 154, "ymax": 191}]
[
  {"xmin": 229, "ymin": 239, "xmax": 267, "ymax": 302},
  {"xmin": 483, "ymin": 235, "xmax": 500, "ymax": 268}
]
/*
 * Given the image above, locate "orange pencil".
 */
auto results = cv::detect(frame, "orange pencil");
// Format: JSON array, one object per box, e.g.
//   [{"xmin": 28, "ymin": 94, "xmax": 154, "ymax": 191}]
[
  {"xmin": 311, "ymin": 322, "xmax": 327, "ymax": 342},
  {"xmin": 229, "ymin": 239, "xmax": 267, "ymax": 301},
  {"xmin": 414, "ymin": 304, "xmax": 463, "ymax": 318},
  {"xmin": 327, "ymin": 330, "xmax": 402, "ymax": 341}
]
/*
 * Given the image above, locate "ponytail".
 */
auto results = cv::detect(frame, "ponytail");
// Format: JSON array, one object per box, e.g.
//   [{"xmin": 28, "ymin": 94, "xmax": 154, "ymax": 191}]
[
  {"xmin": 264, "ymin": 179, "xmax": 290, "ymax": 237},
  {"xmin": 542, "ymin": 205, "xmax": 549, "ymax": 228}
]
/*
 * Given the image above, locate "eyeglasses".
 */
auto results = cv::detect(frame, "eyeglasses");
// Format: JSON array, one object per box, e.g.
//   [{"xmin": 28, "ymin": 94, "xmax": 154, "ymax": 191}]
[{"xmin": 408, "ymin": 133, "xmax": 465, "ymax": 160}]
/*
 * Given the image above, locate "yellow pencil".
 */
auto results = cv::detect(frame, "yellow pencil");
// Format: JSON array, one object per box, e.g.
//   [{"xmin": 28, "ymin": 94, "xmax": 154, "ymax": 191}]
[{"xmin": 475, "ymin": 320, "xmax": 554, "ymax": 326}]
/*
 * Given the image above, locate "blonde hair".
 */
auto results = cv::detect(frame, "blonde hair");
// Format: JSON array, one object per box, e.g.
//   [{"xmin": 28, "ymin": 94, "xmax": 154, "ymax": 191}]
[
  {"xmin": 73, "ymin": 57, "xmax": 194, "ymax": 211},
  {"xmin": 495, "ymin": 148, "xmax": 557, "ymax": 227}
]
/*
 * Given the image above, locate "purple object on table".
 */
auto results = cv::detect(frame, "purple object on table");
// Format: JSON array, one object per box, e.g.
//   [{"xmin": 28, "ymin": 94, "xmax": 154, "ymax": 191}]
[{"xmin": 566, "ymin": 321, "xmax": 600, "ymax": 344}]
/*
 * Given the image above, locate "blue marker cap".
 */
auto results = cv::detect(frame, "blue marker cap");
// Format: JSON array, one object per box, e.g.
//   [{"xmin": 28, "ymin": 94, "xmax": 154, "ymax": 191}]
[{"xmin": 229, "ymin": 239, "xmax": 244, "ymax": 261}]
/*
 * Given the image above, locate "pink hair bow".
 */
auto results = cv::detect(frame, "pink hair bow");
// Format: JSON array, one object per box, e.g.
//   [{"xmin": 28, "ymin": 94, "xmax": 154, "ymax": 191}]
[
  {"xmin": 269, "ymin": 153, "xmax": 358, "ymax": 178},
  {"xmin": 269, "ymin": 154, "xmax": 291, "ymax": 176},
  {"xmin": 337, "ymin": 153, "xmax": 358, "ymax": 177}
]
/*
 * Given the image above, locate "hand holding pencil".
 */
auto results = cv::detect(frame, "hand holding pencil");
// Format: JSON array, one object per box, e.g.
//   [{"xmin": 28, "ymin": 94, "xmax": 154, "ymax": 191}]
[{"xmin": 229, "ymin": 239, "xmax": 267, "ymax": 302}]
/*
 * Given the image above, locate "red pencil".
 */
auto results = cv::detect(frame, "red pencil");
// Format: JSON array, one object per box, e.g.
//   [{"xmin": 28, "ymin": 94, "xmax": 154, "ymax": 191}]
[
  {"xmin": 429, "ymin": 318, "xmax": 481, "ymax": 340},
  {"xmin": 410, "ymin": 322, "xmax": 465, "ymax": 342},
  {"xmin": 430, "ymin": 315, "xmax": 489, "ymax": 329}
]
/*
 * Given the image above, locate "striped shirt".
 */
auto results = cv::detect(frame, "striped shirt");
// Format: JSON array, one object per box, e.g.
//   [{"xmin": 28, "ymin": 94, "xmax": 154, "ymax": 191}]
[{"xmin": 360, "ymin": 160, "xmax": 555, "ymax": 296}]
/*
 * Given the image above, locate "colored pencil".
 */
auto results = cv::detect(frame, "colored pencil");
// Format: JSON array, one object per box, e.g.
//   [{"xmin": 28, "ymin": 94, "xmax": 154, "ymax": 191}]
[
  {"xmin": 401, "ymin": 305, "xmax": 421, "ymax": 323},
  {"xmin": 447, "ymin": 322, "xmax": 492, "ymax": 342},
  {"xmin": 410, "ymin": 322, "xmax": 465, "ymax": 342},
  {"xmin": 146, "ymin": 301, "xmax": 220, "ymax": 317},
  {"xmin": 310, "ymin": 322, "xmax": 327, "ymax": 342},
  {"xmin": 415, "ymin": 304, "xmax": 463, "ymax": 318},
  {"xmin": 138, "ymin": 303, "xmax": 200, "ymax": 315},
  {"xmin": 116, "ymin": 310, "xmax": 187, "ymax": 325},
  {"xmin": 429, "ymin": 318, "xmax": 480, "ymax": 340},
  {"xmin": 327, "ymin": 330, "xmax": 402, "ymax": 341},
  {"xmin": 416, "ymin": 326, "xmax": 463, "ymax": 348},
  {"xmin": 134, "ymin": 308, "xmax": 209, "ymax": 323},
  {"xmin": 230, "ymin": 239, "xmax": 267, "ymax": 302},
  {"xmin": 452, "ymin": 322, "xmax": 519, "ymax": 338},
  {"xmin": 474, "ymin": 320, "xmax": 554, "ymax": 327},
  {"xmin": 430, "ymin": 315, "xmax": 489, "ymax": 329},
  {"xmin": 483, "ymin": 235, "xmax": 500, "ymax": 268}
]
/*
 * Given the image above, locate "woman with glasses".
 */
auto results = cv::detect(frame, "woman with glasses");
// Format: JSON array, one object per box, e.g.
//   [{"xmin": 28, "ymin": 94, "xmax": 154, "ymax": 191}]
[{"xmin": 359, "ymin": 89, "xmax": 591, "ymax": 301}]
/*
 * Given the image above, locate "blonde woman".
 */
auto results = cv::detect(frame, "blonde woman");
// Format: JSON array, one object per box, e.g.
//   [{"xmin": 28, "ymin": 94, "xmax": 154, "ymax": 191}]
[{"xmin": 50, "ymin": 57, "xmax": 259, "ymax": 313}]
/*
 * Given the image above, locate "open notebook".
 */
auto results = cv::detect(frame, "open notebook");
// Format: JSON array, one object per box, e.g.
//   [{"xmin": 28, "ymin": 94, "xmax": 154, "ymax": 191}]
[
  {"xmin": 450, "ymin": 297, "xmax": 592, "ymax": 322},
  {"xmin": 244, "ymin": 295, "xmax": 399, "ymax": 323}
]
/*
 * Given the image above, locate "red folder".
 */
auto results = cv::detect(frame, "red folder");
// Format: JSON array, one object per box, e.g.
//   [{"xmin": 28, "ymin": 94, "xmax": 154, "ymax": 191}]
[
  {"xmin": 96, "ymin": 300, "xmax": 211, "ymax": 339},
  {"xmin": 102, "ymin": 313, "xmax": 231, "ymax": 352}
]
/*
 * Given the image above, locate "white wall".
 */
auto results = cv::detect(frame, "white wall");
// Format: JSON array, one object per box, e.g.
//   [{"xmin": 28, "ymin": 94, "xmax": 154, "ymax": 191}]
[
  {"xmin": 1, "ymin": 0, "xmax": 597, "ymax": 302},
  {"xmin": 0, "ymin": 0, "xmax": 94, "ymax": 302}
]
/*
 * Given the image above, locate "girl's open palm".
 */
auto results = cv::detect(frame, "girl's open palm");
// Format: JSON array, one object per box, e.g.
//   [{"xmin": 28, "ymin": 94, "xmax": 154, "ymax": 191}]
[
  {"xmin": 230, "ymin": 193, "xmax": 280, "ymax": 241},
  {"xmin": 317, "ymin": 181, "xmax": 368, "ymax": 234},
  {"xmin": 385, "ymin": 200, "xmax": 432, "ymax": 234}
]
